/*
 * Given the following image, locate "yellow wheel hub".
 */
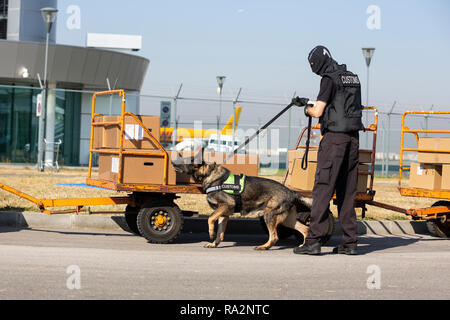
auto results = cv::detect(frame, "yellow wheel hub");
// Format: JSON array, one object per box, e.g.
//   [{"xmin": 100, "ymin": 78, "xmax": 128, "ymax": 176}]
[
  {"xmin": 151, "ymin": 211, "xmax": 172, "ymax": 231},
  {"xmin": 154, "ymin": 214, "xmax": 167, "ymax": 227}
]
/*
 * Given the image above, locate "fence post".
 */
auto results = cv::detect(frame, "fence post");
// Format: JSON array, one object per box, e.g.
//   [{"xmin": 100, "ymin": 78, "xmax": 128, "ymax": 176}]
[
  {"xmin": 386, "ymin": 101, "xmax": 396, "ymax": 177},
  {"xmin": 172, "ymin": 84, "xmax": 183, "ymax": 147},
  {"xmin": 232, "ymin": 88, "xmax": 242, "ymax": 150}
]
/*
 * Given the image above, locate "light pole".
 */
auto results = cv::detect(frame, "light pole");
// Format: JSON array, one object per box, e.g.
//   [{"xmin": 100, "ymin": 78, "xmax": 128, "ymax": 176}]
[
  {"xmin": 37, "ymin": 7, "xmax": 58, "ymax": 171},
  {"xmin": 216, "ymin": 76, "xmax": 226, "ymax": 151},
  {"xmin": 362, "ymin": 47, "xmax": 375, "ymax": 149},
  {"xmin": 385, "ymin": 101, "xmax": 396, "ymax": 177}
]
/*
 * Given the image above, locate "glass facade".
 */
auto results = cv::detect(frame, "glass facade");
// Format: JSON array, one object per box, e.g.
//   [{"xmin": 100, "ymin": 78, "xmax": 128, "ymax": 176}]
[
  {"xmin": 0, "ymin": 0, "xmax": 7, "ymax": 39},
  {"xmin": 0, "ymin": 84, "xmax": 81, "ymax": 165}
]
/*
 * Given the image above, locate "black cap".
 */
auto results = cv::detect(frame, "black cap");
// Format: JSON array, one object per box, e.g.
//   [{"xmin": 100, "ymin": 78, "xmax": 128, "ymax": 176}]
[{"xmin": 308, "ymin": 46, "xmax": 333, "ymax": 75}]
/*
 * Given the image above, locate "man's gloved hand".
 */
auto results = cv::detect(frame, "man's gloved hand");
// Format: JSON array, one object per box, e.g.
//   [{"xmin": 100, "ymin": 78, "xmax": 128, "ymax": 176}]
[
  {"xmin": 304, "ymin": 106, "xmax": 311, "ymax": 117},
  {"xmin": 291, "ymin": 97, "xmax": 309, "ymax": 107}
]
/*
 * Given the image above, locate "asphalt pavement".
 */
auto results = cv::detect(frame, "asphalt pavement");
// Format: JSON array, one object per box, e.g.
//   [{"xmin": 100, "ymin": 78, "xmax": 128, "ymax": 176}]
[{"xmin": 0, "ymin": 226, "xmax": 449, "ymax": 300}]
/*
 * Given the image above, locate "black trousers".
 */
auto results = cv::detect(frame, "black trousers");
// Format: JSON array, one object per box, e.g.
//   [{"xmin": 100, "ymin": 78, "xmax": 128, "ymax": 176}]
[{"xmin": 305, "ymin": 131, "xmax": 359, "ymax": 247}]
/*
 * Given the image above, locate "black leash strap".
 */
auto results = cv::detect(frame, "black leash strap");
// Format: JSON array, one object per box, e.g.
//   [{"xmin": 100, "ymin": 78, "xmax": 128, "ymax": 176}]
[
  {"xmin": 226, "ymin": 103, "xmax": 295, "ymax": 161},
  {"xmin": 301, "ymin": 115, "xmax": 312, "ymax": 170},
  {"xmin": 233, "ymin": 174, "xmax": 243, "ymax": 212}
]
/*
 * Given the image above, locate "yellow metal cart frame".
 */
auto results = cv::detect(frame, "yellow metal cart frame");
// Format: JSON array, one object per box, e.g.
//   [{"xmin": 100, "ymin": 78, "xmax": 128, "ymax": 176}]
[{"xmin": 394, "ymin": 111, "xmax": 450, "ymax": 226}]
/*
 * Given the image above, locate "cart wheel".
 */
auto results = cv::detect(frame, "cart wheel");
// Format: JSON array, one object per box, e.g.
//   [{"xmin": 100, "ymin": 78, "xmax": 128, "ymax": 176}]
[
  {"xmin": 137, "ymin": 200, "xmax": 183, "ymax": 244},
  {"xmin": 426, "ymin": 201, "xmax": 450, "ymax": 238},
  {"xmin": 125, "ymin": 205, "xmax": 141, "ymax": 236}
]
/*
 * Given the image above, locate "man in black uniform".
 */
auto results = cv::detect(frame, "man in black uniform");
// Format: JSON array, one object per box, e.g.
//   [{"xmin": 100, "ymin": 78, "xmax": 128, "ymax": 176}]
[{"xmin": 292, "ymin": 45, "xmax": 364, "ymax": 255}]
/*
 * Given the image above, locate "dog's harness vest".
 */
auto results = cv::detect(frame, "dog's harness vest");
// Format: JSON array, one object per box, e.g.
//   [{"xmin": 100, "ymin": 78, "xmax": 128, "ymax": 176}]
[{"xmin": 205, "ymin": 173, "xmax": 246, "ymax": 212}]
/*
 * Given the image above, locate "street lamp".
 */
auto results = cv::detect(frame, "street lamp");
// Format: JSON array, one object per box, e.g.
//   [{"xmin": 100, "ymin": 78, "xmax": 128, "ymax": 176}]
[
  {"xmin": 37, "ymin": 7, "xmax": 58, "ymax": 171},
  {"xmin": 362, "ymin": 47, "xmax": 375, "ymax": 149},
  {"xmin": 216, "ymin": 76, "xmax": 226, "ymax": 151},
  {"xmin": 216, "ymin": 76, "xmax": 226, "ymax": 119}
]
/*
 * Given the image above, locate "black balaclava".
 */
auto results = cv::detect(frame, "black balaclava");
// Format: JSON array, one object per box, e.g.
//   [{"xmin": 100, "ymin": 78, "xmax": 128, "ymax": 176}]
[{"xmin": 308, "ymin": 45, "xmax": 338, "ymax": 76}]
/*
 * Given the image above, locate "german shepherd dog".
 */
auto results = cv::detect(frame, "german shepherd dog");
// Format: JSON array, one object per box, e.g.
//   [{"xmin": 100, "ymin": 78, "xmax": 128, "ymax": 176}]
[{"xmin": 171, "ymin": 151, "xmax": 311, "ymax": 250}]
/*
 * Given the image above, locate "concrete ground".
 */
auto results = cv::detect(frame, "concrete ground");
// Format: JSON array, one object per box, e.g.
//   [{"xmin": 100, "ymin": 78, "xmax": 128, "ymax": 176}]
[{"xmin": 0, "ymin": 226, "xmax": 449, "ymax": 300}]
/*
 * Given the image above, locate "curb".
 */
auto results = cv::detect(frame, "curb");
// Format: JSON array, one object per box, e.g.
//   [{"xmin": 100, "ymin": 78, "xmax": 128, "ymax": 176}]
[{"xmin": 0, "ymin": 211, "xmax": 430, "ymax": 236}]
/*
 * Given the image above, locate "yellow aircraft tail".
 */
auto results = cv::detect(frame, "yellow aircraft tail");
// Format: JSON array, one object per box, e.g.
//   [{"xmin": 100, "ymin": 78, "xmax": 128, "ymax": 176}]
[{"xmin": 221, "ymin": 106, "xmax": 242, "ymax": 134}]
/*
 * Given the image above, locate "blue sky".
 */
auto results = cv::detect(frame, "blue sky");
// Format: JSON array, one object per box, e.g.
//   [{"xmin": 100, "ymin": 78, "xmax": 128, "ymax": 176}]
[{"xmin": 56, "ymin": 0, "xmax": 450, "ymax": 110}]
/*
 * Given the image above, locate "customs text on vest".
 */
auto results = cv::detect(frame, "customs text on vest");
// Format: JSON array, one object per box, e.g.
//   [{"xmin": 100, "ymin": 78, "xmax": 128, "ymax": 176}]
[{"xmin": 320, "ymin": 65, "xmax": 364, "ymax": 134}]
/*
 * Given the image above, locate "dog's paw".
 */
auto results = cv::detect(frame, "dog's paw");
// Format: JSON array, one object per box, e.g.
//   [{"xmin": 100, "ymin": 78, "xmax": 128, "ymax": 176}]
[
  {"xmin": 254, "ymin": 245, "xmax": 269, "ymax": 251},
  {"xmin": 204, "ymin": 242, "xmax": 217, "ymax": 248}
]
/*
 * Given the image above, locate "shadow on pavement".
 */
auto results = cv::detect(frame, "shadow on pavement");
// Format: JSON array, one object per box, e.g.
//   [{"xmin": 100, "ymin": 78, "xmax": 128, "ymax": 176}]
[
  {"xmin": 0, "ymin": 209, "xmax": 26, "ymax": 234},
  {"xmin": 175, "ymin": 233, "xmax": 447, "ymax": 254}
]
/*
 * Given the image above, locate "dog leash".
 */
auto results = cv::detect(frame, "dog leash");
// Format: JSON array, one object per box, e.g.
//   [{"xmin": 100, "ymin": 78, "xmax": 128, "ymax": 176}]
[
  {"xmin": 225, "ymin": 103, "xmax": 295, "ymax": 161},
  {"xmin": 301, "ymin": 115, "xmax": 312, "ymax": 170}
]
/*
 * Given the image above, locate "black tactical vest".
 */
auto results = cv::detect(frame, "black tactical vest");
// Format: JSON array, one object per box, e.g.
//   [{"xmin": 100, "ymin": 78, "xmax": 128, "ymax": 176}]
[{"xmin": 319, "ymin": 66, "xmax": 364, "ymax": 134}]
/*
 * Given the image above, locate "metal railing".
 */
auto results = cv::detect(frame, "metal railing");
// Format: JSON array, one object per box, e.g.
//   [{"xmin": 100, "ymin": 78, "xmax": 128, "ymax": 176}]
[
  {"xmin": 87, "ymin": 90, "xmax": 170, "ymax": 185},
  {"xmin": 398, "ymin": 110, "xmax": 450, "ymax": 200}
]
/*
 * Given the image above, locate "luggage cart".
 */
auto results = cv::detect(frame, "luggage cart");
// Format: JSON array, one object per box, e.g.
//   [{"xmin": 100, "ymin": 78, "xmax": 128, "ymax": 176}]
[
  {"xmin": 286, "ymin": 109, "xmax": 450, "ymax": 238},
  {"xmin": 0, "ymin": 90, "xmax": 204, "ymax": 244}
]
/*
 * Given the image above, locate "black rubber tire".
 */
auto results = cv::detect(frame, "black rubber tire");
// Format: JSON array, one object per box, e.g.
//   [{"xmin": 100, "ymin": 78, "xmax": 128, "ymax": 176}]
[
  {"xmin": 426, "ymin": 201, "xmax": 450, "ymax": 238},
  {"xmin": 124, "ymin": 205, "xmax": 140, "ymax": 236},
  {"xmin": 137, "ymin": 200, "xmax": 183, "ymax": 244}
]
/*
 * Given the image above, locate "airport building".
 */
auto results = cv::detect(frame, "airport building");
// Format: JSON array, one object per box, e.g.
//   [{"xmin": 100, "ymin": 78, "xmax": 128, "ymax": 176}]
[{"xmin": 0, "ymin": 0, "xmax": 149, "ymax": 166}]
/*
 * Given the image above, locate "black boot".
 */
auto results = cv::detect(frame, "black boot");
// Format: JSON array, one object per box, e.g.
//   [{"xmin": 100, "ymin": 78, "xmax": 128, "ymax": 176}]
[
  {"xmin": 293, "ymin": 241, "xmax": 321, "ymax": 255},
  {"xmin": 332, "ymin": 245, "xmax": 358, "ymax": 255}
]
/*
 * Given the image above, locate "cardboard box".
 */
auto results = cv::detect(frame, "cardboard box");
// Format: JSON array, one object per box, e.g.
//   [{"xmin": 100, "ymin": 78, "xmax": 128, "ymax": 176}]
[
  {"xmin": 170, "ymin": 151, "xmax": 259, "ymax": 184},
  {"xmin": 287, "ymin": 149, "xmax": 318, "ymax": 163},
  {"xmin": 409, "ymin": 162, "xmax": 442, "ymax": 190},
  {"xmin": 98, "ymin": 151, "xmax": 177, "ymax": 185},
  {"xmin": 358, "ymin": 164, "xmax": 369, "ymax": 193},
  {"xmin": 286, "ymin": 149, "xmax": 369, "ymax": 192},
  {"xmin": 288, "ymin": 149, "xmax": 373, "ymax": 164},
  {"xmin": 98, "ymin": 115, "xmax": 160, "ymax": 149},
  {"xmin": 286, "ymin": 158, "xmax": 317, "ymax": 191},
  {"xmin": 204, "ymin": 152, "xmax": 259, "ymax": 176},
  {"xmin": 417, "ymin": 138, "xmax": 450, "ymax": 164},
  {"xmin": 93, "ymin": 117, "xmax": 103, "ymax": 149},
  {"xmin": 442, "ymin": 164, "xmax": 450, "ymax": 190},
  {"xmin": 359, "ymin": 150, "xmax": 372, "ymax": 163},
  {"xmin": 98, "ymin": 150, "xmax": 259, "ymax": 186}
]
